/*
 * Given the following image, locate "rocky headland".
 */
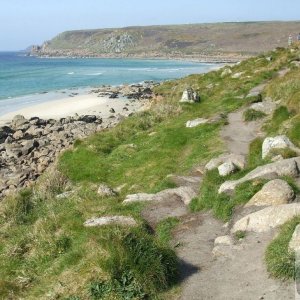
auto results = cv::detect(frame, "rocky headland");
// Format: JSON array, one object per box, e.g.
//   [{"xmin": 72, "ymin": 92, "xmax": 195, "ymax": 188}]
[{"xmin": 30, "ymin": 21, "xmax": 300, "ymax": 62}]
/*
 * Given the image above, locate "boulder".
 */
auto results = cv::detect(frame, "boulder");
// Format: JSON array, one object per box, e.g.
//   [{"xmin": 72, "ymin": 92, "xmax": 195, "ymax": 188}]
[
  {"xmin": 262, "ymin": 135, "xmax": 298, "ymax": 159},
  {"xmin": 186, "ymin": 118, "xmax": 209, "ymax": 128},
  {"xmin": 231, "ymin": 203, "xmax": 300, "ymax": 233},
  {"xmin": 124, "ymin": 186, "xmax": 197, "ymax": 205},
  {"xmin": 78, "ymin": 115, "xmax": 98, "ymax": 123},
  {"xmin": 249, "ymin": 100, "xmax": 277, "ymax": 115},
  {"xmin": 245, "ymin": 179, "xmax": 295, "ymax": 207},
  {"xmin": 231, "ymin": 72, "xmax": 244, "ymax": 79},
  {"xmin": 218, "ymin": 161, "xmax": 237, "ymax": 177},
  {"xmin": 221, "ymin": 68, "xmax": 232, "ymax": 77},
  {"xmin": 97, "ymin": 184, "xmax": 117, "ymax": 197},
  {"xmin": 22, "ymin": 140, "xmax": 39, "ymax": 155},
  {"xmin": 0, "ymin": 126, "xmax": 13, "ymax": 143},
  {"xmin": 289, "ymin": 224, "xmax": 300, "ymax": 253},
  {"xmin": 180, "ymin": 88, "xmax": 200, "ymax": 103},
  {"xmin": 205, "ymin": 153, "xmax": 246, "ymax": 171},
  {"xmin": 11, "ymin": 115, "xmax": 29, "ymax": 130},
  {"xmin": 167, "ymin": 174, "xmax": 202, "ymax": 190},
  {"xmin": 84, "ymin": 216, "xmax": 137, "ymax": 227},
  {"xmin": 5, "ymin": 144, "xmax": 23, "ymax": 158},
  {"xmin": 219, "ymin": 157, "xmax": 300, "ymax": 194}
]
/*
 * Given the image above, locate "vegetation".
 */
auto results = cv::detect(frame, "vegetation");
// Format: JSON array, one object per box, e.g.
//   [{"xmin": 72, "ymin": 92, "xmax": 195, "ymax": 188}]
[
  {"xmin": 234, "ymin": 231, "xmax": 246, "ymax": 240},
  {"xmin": 243, "ymin": 109, "xmax": 266, "ymax": 121},
  {"xmin": 1, "ymin": 46, "xmax": 300, "ymax": 298},
  {"xmin": 265, "ymin": 216, "xmax": 300, "ymax": 280},
  {"xmin": 156, "ymin": 217, "xmax": 180, "ymax": 245}
]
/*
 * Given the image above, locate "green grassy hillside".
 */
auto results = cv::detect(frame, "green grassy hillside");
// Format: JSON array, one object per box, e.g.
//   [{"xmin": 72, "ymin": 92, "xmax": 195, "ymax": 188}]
[{"xmin": 1, "ymin": 45, "xmax": 300, "ymax": 299}]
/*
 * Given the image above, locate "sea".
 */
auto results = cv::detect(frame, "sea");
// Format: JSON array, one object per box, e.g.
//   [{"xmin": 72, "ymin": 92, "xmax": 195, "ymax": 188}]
[{"xmin": 0, "ymin": 52, "xmax": 218, "ymax": 116}]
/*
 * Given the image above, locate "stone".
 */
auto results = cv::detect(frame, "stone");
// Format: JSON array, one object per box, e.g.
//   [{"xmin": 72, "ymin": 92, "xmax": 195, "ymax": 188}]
[
  {"xmin": 218, "ymin": 161, "xmax": 237, "ymax": 177},
  {"xmin": 22, "ymin": 140, "xmax": 39, "ymax": 155},
  {"xmin": 167, "ymin": 174, "xmax": 202, "ymax": 189},
  {"xmin": 13, "ymin": 130, "xmax": 24, "ymax": 140},
  {"xmin": 245, "ymin": 179, "xmax": 295, "ymax": 207},
  {"xmin": 205, "ymin": 153, "xmax": 246, "ymax": 171},
  {"xmin": 231, "ymin": 203, "xmax": 300, "ymax": 233},
  {"xmin": 221, "ymin": 68, "xmax": 232, "ymax": 77},
  {"xmin": 11, "ymin": 115, "xmax": 29, "ymax": 129},
  {"xmin": 56, "ymin": 191, "xmax": 74, "ymax": 199},
  {"xmin": 289, "ymin": 224, "xmax": 300, "ymax": 253},
  {"xmin": 180, "ymin": 88, "xmax": 200, "ymax": 103},
  {"xmin": 109, "ymin": 108, "xmax": 116, "ymax": 113},
  {"xmin": 78, "ymin": 115, "xmax": 98, "ymax": 123},
  {"xmin": 250, "ymin": 100, "xmax": 277, "ymax": 115},
  {"xmin": 0, "ymin": 126, "xmax": 13, "ymax": 143},
  {"xmin": 231, "ymin": 72, "xmax": 244, "ymax": 79},
  {"xmin": 84, "ymin": 216, "xmax": 137, "ymax": 227},
  {"xmin": 186, "ymin": 118, "xmax": 209, "ymax": 128},
  {"xmin": 219, "ymin": 157, "xmax": 300, "ymax": 194},
  {"xmin": 97, "ymin": 184, "xmax": 117, "ymax": 197},
  {"xmin": 262, "ymin": 135, "xmax": 297, "ymax": 159},
  {"xmin": 214, "ymin": 235, "xmax": 233, "ymax": 246},
  {"xmin": 246, "ymin": 83, "xmax": 267, "ymax": 98},
  {"xmin": 124, "ymin": 186, "xmax": 197, "ymax": 205},
  {"xmin": 5, "ymin": 144, "xmax": 23, "ymax": 158}
]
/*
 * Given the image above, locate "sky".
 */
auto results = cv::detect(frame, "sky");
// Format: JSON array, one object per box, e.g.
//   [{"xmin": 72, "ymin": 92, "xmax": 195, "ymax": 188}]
[{"xmin": 1, "ymin": 0, "xmax": 300, "ymax": 50}]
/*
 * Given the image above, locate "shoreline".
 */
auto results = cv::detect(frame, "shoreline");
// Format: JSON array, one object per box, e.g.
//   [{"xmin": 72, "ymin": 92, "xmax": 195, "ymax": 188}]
[{"xmin": 30, "ymin": 53, "xmax": 245, "ymax": 64}]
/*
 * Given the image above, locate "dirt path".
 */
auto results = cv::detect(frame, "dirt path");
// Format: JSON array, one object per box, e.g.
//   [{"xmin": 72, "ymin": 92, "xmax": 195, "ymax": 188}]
[
  {"xmin": 175, "ymin": 217, "xmax": 294, "ymax": 300},
  {"xmin": 221, "ymin": 108, "xmax": 264, "ymax": 155},
  {"xmin": 141, "ymin": 99, "xmax": 294, "ymax": 299}
]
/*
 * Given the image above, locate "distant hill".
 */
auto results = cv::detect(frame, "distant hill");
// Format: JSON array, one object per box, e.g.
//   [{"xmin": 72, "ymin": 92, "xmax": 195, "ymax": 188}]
[{"xmin": 31, "ymin": 21, "xmax": 300, "ymax": 61}]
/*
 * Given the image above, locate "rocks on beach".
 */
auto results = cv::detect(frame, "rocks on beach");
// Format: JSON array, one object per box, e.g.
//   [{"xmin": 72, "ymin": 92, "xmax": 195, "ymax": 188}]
[
  {"xmin": 0, "ymin": 114, "xmax": 113, "ymax": 198},
  {"xmin": 91, "ymin": 81, "xmax": 158, "ymax": 100}
]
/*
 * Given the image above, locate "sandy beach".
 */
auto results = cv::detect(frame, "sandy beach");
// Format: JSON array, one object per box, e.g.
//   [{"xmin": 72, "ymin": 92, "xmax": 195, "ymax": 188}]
[{"xmin": 0, "ymin": 93, "xmax": 143, "ymax": 126}]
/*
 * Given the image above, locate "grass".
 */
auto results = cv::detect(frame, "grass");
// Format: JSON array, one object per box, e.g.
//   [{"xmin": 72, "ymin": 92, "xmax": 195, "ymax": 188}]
[
  {"xmin": 234, "ymin": 231, "xmax": 246, "ymax": 240},
  {"xmin": 156, "ymin": 217, "xmax": 180, "ymax": 245},
  {"xmin": 264, "ymin": 106, "xmax": 291, "ymax": 135},
  {"xmin": 243, "ymin": 109, "xmax": 266, "ymax": 121},
  {"xmin": 265, "ymin": 216, "xmax": 300, "ymax": 280}
]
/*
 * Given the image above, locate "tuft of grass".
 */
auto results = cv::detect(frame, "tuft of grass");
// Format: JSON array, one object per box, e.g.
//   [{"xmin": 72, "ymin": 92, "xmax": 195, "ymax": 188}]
[
  {"xmin": 190, "ymin": 169, "xmax": 265, "ymax": 221},
  {"xmin": 243, "ymin": 109, "xmax": 266, "ymax": 121},
  {"xmin": 267, "ymin": 148, "xmax": 298, "ymax": 159},
  {"xmin": 156, "ymin": 217, "xmax": 180, "ymax": 245},
  {"xmin": 97, "ymin": 229, "xmax": 179, "ymax": 299},
  {"xmin": 234, "ymin": 231, "xmax": 246, "ymax": 240},
  {"xmin": 266, "ymin": 216, "xmax": 300, "ymax": 280},
  {"xmin": 264, "ymin": 106, "xmax": 291, "ymax": 135}
]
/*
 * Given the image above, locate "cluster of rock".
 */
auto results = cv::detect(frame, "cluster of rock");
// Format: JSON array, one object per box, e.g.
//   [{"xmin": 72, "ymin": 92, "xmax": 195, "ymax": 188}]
[
  {"xmin": 90, "ymin": 81, "xmax": 159, "ymax": 100},
  {"xmin": 0, "ymin": 114, "xmax": 122, "ymax": 199}
]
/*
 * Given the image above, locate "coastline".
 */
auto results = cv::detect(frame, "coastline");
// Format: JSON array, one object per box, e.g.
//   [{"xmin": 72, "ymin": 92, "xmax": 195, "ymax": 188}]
[{"xmin": 30, "ymin": 52, "xmax": 245, "ymax": 64}]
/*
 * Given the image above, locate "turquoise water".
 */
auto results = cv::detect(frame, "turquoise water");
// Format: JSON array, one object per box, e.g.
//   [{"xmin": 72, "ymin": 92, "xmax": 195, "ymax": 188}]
[{"xmin": 0, "ymin": 52, "xmax": 218, "ymax": 115}]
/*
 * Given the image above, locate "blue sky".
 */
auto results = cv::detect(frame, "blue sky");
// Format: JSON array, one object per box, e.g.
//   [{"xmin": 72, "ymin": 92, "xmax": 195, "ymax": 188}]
[{"xmin": 1, "ymin": 0, "xmax": 300, "ymax": 50}]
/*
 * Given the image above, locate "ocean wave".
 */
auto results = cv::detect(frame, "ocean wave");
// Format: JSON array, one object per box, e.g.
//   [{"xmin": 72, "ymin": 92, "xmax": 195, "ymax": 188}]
[
  {"xmin": 67, "ymin": 72, "xmax": 75, "ymax": 75},
  {"xmin": 84, "ymin": 72, "xmax": 103, "ymax": 76}
]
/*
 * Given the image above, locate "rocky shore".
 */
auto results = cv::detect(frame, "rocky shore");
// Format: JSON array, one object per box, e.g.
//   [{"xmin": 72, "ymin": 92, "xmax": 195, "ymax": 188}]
[{"xmin": 0, "ymin": 82, "xmax": 156, "ymax": 199}]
